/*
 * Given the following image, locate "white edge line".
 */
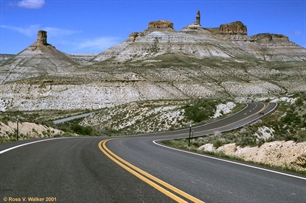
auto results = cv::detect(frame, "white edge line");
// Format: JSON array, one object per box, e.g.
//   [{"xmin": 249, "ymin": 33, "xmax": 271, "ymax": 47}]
[
  {"xmin": 153, "ymin": 140, "xmax": 306, "ymax": 181},
  {"xmin": 0, "ymin": 137, "xmax": 68, "ymax": 154}
]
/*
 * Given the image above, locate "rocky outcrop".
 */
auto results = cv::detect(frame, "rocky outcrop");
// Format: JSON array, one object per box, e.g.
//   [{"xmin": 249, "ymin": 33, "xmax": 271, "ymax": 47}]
[
  {"xmin": 28, "ymin": 30, "xmax": 56, "ymax": 51},
  {"xmin": 0, "ymin": 121, "xmax": 64, "ymax": 139},
  {"xmin": 251, "ymin": 33, "xmax": 289, "ymax": 43},
  {"xmin": 219, "ymin": 21, "xmax": 247, "ymax": 35},
  {"xmin": 199, "ymin": 141, "xmax": 306, "ymax": 172},
  {"xmin": 248, "ymin": 33, "xmax": 306, "ymax": 61},
  {"xmin": 127, "ymin": 32, "xmax": 145, "ymax": 42},
  {"xmin": 37, "ymin": 30, "xmax": 48, "ymax": 45},
  {"xmin": 148, "ymin": 20, "xmax": 174, "ymax": 30}
]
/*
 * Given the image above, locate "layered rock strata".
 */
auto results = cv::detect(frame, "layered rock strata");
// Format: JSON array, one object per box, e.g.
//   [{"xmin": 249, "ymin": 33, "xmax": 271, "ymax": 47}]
[{"xmin": 0, "ymin": 11, "xmax": 306, "ymax": 111}]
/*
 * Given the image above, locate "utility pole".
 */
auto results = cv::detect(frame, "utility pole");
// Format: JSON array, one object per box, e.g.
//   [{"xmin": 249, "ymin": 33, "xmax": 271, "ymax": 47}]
[{"xmin": 188, "ymin": 123, "xmax": 192, "ymax": 146}]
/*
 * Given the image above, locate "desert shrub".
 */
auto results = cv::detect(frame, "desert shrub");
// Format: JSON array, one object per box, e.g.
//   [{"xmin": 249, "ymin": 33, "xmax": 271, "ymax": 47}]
[
  {"xmin": 71, "ymin": 124, "xmax": 92, "ymax": 135},
  {"xmin": 183, "ymin": 99, "xmax": 219, "ymax": 123},
  {"xmin": 236, "ymin": 135, "xmax": 256, "ymax": 147},
  {"xmin": 212, "ymin": 139, "xmax": 223, "ymax": 148},
  {"xmin": 295, "ymin": 98, "xmax": 303, "ymax": 106}
]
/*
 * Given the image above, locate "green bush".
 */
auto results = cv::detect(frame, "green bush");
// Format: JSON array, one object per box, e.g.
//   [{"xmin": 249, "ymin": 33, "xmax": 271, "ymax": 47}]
[
  {"xmin": 213, "ymin": 139, "xmax": 223, "ymax": 148},
  {"xmin": 71, "ymin": 124, "xmax": 92, "ymax": 135},
  {"xmin": 236, "ymin": 136, "xmax": 256, "ymax": 147},
  {"xmin": 295, "ymin": 98, "xmax": 303, "ymax": 106},
  {"xmin": 183, "ymin": 99, "xmax": 219, "ymax": 123}
]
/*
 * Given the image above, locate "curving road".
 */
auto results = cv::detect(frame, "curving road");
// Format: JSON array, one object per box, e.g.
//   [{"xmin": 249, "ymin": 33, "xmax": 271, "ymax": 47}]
[{"xmin": 1, "ymin": 103, "xmax": 306, "ymax": 203}]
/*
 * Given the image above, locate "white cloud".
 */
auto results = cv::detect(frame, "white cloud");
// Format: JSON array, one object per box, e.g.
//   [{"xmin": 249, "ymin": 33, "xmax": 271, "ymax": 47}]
[
  {"xmin": 289, "ymin": 31, "xmax": 303, "ymax": 35},
  {"xmin": 76, "ymin": 37, "xmax": 121, "ymax": 52},
  {"xmin": 18, "ymin": 0, "xmax": 45, "ymax": 9},
  {"xmin": 0, "ymin": 24, "xmax": 80, "ymax": 37},
  {"xmin": 0, "ymin": 24, "xmax": 39, "ymax": 37},
  {"xmin": 44, "ymin": 27, "xmax": 81, "ymax": 36}
]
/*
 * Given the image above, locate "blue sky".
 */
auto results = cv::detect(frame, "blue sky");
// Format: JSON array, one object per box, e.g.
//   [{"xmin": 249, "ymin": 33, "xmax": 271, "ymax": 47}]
[{"xmin": 0, "ymin": 0, "xmax": 305, "ymax": 54}]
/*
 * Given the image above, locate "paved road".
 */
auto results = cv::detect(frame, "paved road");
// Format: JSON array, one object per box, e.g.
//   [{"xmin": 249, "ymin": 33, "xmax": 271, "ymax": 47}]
[
  {"xmin": 1, "ymin": 103, "xmax": 305, "ymax": 202},
  {"xmin": 53, "ymin": 112, "xmax": 94, "ymax": 124}
]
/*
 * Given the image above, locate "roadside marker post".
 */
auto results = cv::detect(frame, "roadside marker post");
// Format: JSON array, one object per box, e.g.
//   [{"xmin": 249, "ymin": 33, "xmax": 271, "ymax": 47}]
[
  {"xmin": 188, "ymin": 123, "xmax": 192, "ymax": 146},
  {"xmin": 16, "ymin": 116, "xmax": 19, "ymax": 140}
]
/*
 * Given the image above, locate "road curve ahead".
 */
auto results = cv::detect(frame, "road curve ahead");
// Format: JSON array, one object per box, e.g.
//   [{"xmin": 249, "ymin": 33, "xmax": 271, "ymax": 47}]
[{"xmin": 1, "ymin": 103, "xmax": 305, "ymax": 202}]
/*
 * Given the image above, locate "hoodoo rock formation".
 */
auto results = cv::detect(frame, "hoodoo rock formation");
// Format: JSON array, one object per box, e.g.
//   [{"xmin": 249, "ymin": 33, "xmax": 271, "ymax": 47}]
[
  {"xmin": 0, "ymin": 30, "xmax": 77, "ymax": 84},
  {"xmin": 29, "ymin": 30, "xmax": 55, "ymax": 51},
  {"xmin": 181, "ymin": 10, "xmax": 208, "ymax": 31},
  {"xmin": 195, "ymin": 10, "xmax": 200, "ymax": 25},
  {"xmin": 37, "ymin": 30, "xmax": 48, "ymax": 45}
]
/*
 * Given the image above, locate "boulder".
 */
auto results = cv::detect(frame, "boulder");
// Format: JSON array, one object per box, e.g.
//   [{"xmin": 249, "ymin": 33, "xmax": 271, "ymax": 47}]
[{"xmin": 219, "ymin": 21, "xmax": 247, "ymax": 35}]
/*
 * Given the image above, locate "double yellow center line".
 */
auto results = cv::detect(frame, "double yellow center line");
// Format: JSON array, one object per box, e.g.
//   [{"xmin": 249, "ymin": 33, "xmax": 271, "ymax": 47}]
[
  {"xmin": 97, "ymin": 103, "xmax": 272, "ymax": 202},
  {"xmin": 98, "ymin": 139, "xmax": 204, "ymax": 203}
]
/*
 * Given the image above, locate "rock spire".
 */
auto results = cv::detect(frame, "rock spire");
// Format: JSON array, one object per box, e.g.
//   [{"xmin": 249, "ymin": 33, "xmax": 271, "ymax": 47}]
[
  {"xmin": 37, "ymin": 30, "xmax": 48, "ymax": 45},
  {"xmin": 181, "ymin": 10, "xmax": 210, "ymax": 33},
  {"xmin": 195, "ymin": 10, "xmax": 200, "ymax": 25}
]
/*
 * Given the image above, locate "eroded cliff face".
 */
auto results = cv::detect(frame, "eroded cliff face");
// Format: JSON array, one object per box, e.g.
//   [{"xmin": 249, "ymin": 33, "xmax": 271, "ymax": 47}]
[
  {"xmin": 0, "ymin": 11, "xmax": 306, "ymax": 111},
  {"xmin": 1, "ymin": 61, "xmax": 305, "ymax": 111}
]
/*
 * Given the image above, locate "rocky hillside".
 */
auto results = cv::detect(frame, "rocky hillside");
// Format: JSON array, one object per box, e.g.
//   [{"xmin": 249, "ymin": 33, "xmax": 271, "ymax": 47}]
[
  {"xmin": 0, "ymin": 11, "xmax": 305, "ymax": 111},
  {"xmin": 93, "ymin": 11, "xmax": 305, "ymax": 63},
  {"xmin": 0, "ymin": 30, "xmax": 77, "ymax": 84}
]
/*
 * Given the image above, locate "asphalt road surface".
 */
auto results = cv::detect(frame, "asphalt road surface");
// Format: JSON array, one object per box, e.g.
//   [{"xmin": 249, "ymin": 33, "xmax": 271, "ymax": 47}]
[
  {"xmin": 53, "ymin": 112, "xmax": 94, "ymax": 124},
  {"xmin": 1, "ymin": 103, "xmax": 305, "ymax": 203}
]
